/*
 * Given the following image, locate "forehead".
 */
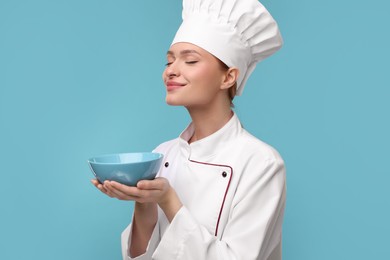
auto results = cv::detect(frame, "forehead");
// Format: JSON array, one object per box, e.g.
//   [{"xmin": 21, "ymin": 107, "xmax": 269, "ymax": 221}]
[
  {"xmin": 167, "ymin": 42, "xmax": 207, "ymax": 56},
  {"xmin": 167, "ymin": 42, "xmax": 223, "ymax": 67}
]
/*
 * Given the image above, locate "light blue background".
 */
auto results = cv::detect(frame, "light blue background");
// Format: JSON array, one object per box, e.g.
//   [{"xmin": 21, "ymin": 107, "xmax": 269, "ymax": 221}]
[{"xmin": 1, "ymin": 0, "xmax": 389, "ymax": 259}]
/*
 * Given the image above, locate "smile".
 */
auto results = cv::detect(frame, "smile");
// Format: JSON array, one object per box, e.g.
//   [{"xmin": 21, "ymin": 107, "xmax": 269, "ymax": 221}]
[{"xmin": 166, "ymin": 81, "xmax": 186, "ymax": 91}]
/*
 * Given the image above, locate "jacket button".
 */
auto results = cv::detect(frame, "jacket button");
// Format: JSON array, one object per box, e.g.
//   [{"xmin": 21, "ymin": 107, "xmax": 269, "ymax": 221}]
[
  {"xmin": 164, "ymin": 162, "xmax": 169, "ymax": 167},
  {"xmin": 222, "ymin": 171, "xmax": 227, "ymax": 178}
]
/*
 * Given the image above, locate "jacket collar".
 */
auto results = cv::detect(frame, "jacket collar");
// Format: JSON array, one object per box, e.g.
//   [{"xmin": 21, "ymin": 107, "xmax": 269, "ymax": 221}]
[{"xmin": 178, "ymin": 112, "xmax": 242, "ymax": 161}]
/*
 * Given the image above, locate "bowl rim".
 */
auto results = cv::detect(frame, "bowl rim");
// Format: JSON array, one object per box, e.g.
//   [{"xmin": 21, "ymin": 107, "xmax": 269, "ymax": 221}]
[{"xmin": 87, "ymin": 152, "xmax": 163, "ymax": 165}]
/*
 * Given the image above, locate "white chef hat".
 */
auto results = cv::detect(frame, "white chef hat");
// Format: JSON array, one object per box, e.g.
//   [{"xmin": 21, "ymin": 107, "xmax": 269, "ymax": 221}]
[{"xmin": 171, "ymin": 0, "xmax": 283, "ymax": 96}]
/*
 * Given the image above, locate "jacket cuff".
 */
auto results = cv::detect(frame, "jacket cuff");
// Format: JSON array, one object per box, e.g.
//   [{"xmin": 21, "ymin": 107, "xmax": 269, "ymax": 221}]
[
  {"xmin": 121, "ymin": 221, "xmax": 160, "ymax": 260},
  {"xmin": 154, "ymin": 206, "xmax": 196, "ymax": 258}
]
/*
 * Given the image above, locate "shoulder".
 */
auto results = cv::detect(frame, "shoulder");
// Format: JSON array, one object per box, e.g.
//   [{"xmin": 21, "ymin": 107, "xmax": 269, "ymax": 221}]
[
  {"xmin": 226, "ymin": 128, "xmax": 286, "ymax": 210},
  {"xmin": 232, "ymin": 130, "xmax": 286, "ymax": 200},
  {"xmin": 227, "ymin": 129, "xmax": 286, "ymax": 190},
  {"xmin": 236, "ymin": 129, "xmax": 284, "ymax": 165}
]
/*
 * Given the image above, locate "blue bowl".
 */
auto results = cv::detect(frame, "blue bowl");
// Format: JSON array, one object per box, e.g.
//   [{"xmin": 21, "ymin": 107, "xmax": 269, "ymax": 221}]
[{"xmin": 88, "ymin": 152, "xmax": 163, "ymax": 186}]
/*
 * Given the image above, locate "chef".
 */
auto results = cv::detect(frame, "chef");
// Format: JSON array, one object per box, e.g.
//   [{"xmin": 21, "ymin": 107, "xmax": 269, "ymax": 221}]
[{"xmin": 92, "ymin": 0, "xmax": 286, "ymax": 259}]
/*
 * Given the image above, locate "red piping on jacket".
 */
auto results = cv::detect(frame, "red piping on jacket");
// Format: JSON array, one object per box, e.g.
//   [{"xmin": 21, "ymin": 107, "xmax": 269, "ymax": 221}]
[{"xmin": 189, "ymin": 159, "xmax": 233, "ymax": 237}]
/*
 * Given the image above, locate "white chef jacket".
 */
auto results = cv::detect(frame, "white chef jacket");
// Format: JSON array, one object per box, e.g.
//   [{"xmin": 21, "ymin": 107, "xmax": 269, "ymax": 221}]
[{"xmin": 121, "ymin": 113, "xmax": 286, "ymax": 260}]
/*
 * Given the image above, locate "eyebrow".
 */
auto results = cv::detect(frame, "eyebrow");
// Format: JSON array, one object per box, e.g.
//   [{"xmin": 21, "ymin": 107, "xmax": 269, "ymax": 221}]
[{"xmin": 166, "ymin": 49, "xmax": 201, "ymax": 56}]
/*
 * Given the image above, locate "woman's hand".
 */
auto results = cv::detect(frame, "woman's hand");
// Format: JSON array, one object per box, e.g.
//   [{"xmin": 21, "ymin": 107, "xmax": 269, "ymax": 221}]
[
  {"xmin": 103, "ymin": 178, "xmax": 170, "ymax": 203},
  {"xmin": 91, "ymin": 178, "xmax": 182, "ymax": 222},
  {"xmin": 91, "ymin": 179, "xmax": 110, "ymax": 195}
]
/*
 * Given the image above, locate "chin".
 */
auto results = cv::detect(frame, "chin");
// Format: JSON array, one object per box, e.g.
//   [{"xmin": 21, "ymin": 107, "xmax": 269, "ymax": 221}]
[{"xmin": 165, "ymin": 95, "xmax": 184, "ymax": 106}]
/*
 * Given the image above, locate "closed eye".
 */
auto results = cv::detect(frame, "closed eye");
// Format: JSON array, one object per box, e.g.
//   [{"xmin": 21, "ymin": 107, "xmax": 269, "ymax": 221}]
[{"xmin": 186, "ymin": 61, "xmax": 198, "ymax": 64}]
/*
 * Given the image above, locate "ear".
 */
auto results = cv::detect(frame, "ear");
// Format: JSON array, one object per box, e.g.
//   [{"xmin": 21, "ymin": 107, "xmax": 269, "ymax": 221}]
[{"xmin": 220, "ymin": 67, "xmax": 239, "ymax": 90}]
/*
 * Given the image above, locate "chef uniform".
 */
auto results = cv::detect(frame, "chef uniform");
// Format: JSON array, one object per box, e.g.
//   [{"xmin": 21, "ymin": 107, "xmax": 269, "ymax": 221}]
[{"xmin": 122, "ymin": 0, "xmax": 285, "ymax": 259}]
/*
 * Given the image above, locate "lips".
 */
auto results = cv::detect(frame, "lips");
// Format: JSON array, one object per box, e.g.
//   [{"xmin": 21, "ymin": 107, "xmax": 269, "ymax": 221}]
[{"xmin": 166, "ymin": 81, "xmax": 186, "ymax": 91}]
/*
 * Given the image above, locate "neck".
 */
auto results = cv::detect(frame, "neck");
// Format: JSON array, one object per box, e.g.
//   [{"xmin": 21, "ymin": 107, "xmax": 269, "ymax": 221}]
[{"xmin": 186, "ymin": 99, "xmax": 233, "ymax": 144}]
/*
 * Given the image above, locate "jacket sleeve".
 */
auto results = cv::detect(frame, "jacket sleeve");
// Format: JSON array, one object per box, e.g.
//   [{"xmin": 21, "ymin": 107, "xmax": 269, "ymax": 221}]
[
  {"xmin": 121, "ymin": 141, "xmax": 175, "ymax": 260},
  {"xmin": 153, "ymin": 154, "xmax": 286, "ymax": 260},
  {"xmin": 121, "ymin": 218, "xmax": 160, "ymax": 260}
]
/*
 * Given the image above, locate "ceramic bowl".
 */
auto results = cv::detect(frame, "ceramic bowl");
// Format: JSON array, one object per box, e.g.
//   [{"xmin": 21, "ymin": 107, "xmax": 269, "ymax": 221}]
[{"xmin": 88, "ymin": 152, "xmax": 163, "ymax": 186}]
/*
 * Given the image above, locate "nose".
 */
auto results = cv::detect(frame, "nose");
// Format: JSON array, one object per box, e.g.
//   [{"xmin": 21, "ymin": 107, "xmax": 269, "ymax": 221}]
[{"xmin": 164, "ymin": 61, "xmax": 179, "ymax": 78}]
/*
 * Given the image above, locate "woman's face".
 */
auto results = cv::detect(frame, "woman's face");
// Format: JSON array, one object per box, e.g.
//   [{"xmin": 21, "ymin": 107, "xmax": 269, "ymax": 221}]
[{"xmin": 163, "ymin": 42, "xmax": 228, "ymax": 108}]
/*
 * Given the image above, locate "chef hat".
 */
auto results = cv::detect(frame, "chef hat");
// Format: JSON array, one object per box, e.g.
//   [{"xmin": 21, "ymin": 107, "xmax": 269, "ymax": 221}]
[{"xmin": 171, "ymin": 0, "xmax": 283, "ymax": 96}]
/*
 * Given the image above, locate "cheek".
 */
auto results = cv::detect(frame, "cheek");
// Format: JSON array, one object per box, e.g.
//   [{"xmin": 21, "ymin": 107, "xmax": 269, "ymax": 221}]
[
  {"xmin": 188, "ymin": 72, "xmax": 222, "ymax": 105},
  {"xmin": 189, "ymin": 67, "xmax": 218, "ymax": 86}
]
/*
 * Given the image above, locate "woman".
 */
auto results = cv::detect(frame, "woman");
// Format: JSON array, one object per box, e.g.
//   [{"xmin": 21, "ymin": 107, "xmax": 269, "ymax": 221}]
[{"xmin": 92, "ymin": 0, "xmax": 286, "ymax": 259}]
